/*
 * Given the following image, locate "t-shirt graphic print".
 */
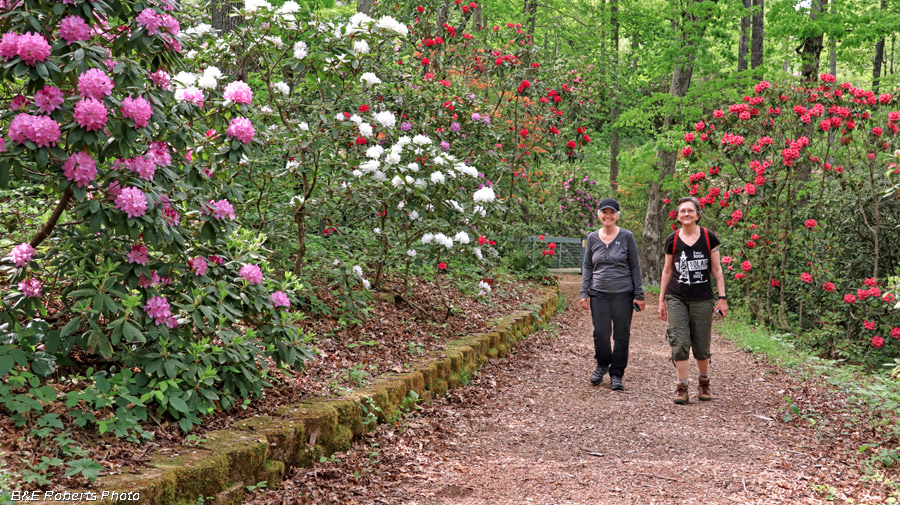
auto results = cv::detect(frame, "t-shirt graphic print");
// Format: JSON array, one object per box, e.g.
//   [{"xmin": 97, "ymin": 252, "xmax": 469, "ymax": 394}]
[{"xmin": 664, "ymin": 229, "xmax": 721, "ymax": 300}]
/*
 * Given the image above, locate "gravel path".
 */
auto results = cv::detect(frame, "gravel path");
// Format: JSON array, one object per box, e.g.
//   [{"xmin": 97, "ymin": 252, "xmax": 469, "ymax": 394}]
[{"xmin": 249, "ymin": 274, "xmax": 873, "ymax": 505}]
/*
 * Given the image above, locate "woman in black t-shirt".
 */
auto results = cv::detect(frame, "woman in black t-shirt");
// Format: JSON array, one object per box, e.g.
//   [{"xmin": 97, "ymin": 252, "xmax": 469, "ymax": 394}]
[{"xmin": 657, "ymin": 197, "xmax": 728, "ymax": 405}]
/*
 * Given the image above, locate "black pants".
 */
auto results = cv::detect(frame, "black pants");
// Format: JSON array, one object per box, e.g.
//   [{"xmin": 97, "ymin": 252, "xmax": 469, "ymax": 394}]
[{"xmin": 589, "ymin": 290, "xmax": 634, "ymax": 378}]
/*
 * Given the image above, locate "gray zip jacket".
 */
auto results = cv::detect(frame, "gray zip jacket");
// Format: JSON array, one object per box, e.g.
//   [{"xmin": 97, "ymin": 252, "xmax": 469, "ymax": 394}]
[{"xmin": 580, "ymin": 228, "xmax": 644, "ymax": 300}]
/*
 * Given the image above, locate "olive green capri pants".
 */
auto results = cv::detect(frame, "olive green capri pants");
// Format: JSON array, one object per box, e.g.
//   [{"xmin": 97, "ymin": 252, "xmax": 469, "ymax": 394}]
[{"xmin": 665, "ymin": 296, "xmax": 715, "ymax": 361}]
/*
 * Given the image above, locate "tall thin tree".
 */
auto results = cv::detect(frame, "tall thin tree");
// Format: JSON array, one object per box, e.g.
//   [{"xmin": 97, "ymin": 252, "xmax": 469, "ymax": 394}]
[
  {"xmin": 750, "ymin": 0, "xmax": 764, "ymax": 71},
  {"xmin": 609, "ymin": 0, "xmax": 621, "ymax": 189},
  {"xmin": 796, "ymin": 0, "xmax": 828, "ymax": 82},
  {"xmin": 738, "ymin": 0, "xmax": 751, "ymax": 73},
  {"xmin": 873, "ymin": 0, "xmax": 888, "ymax": 93}
]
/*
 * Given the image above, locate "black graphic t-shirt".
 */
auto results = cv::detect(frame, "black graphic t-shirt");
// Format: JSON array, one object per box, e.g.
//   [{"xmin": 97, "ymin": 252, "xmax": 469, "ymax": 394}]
[{"xmin": 664, "ymin": 229, "xmax": 721, "ymax": 300}]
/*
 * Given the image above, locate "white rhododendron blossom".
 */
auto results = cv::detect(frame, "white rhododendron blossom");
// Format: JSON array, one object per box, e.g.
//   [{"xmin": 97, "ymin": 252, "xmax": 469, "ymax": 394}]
[
  {"xmin": 478, "ymin": 280, "xmax": 492, "ymax": 292},
  {"xmin": 430, "ymin": 171, "xmax": 445, "ymax": 184},
  {"xmin": 185, "ymin": 23, "xmax": 212, "ymax": 36},
  {"xmin": 365, "ymin": 145, "xmax": 384, "ymax": 159},
  {"xmin": 373, "ymin": 227, "xmax": 381, "ymax": 234},
  {"xmin": 421, "ymin": 233, "xmax": 434, "ymax": 244},
  {"xmin": 197, "ymin": 73, "xmax": 217, "ymax": 89},
  {"xmin": 433, "ymin": 233, "xmax": 453, "ymax": 249},
  {"xmin": 349, "ymin": 114, "xmax": 363, "ymax": 124},
  {"xmin": 352, "ymin": 169, "xmax": 363, "ymax": 178},
  {"xmin": 407, "ymin": 249, "xmax": 417, "ymax": 258},
  {"xmin": 454, "ymin": 162, "xmax": 478, "ymax": 178},
  {"xmin": 474, "ymin": 247, "xmax": 484, "ymax": 260},
  {"xmin": 293, "ymin": 41, "xmax": 308, "ymax": 59},
  {"xmin": 384, "ymin": 150, "xmax": 402, "ymax": 165},
  {"xmin": 278, "ymin": 1, "xmax": 300, "ymax": 14},
  {"xmin": 454, "ymin": 231, "xmax": 470, "ymax": 245},
  {"xmin": 406, "ymin": 162, "xmax": 419, "ymax": 172},
  {"xmin": 359, "ymin": 122, "xmax": 373, "ymax": 137},
  {"xmin": 373, "ymin": 111, "xmax": 395, "ymax": 128},
  {"xmin": 352, "ymin": 265, "xmax": 363, "ymax": 277},
  {"xmin": 391, "ymin": 175, "xmax": 404, "ymax": 187},
  {"xmin": 360, "ymin": 159, "xmax": 380, "ymax": 172},
  {"xmin": 447, "ymin": 200, "xmax": 464, "ymax": 213},
  {"xmin": 273, "ymin": 82, "xmax": 289, "ymax": 95},
  {"xmin": 245, "ymin": 0, "xmax": 272, "ymax": 12},
  {"xmin": 265, "ymin": 36, "xmax": 283, "ymax": 48},
  {"xmin": 172, "ymin": 71, "xmax": 197, "ymax": 88},
  {"xmin": 473, "ymin": 186, "xmax": 496, "ymax": 203},
  {"xmin": 377, "ymin": 16, "xmax": 408, "ymax": 36},
  {"xmin": 353, "ymin": 39, "xmax": 370, "ymax": 55},
  {"xmin": 412, "ymin": 134, "xmax": 431, "ymax": 146},
  {"xmin": 360, "ymin": 72, "xmax": 382, "ymax": 87},
  {"xmin": 299, "ymin": 122, "xmax": 310, "ymax": 131},
  {"xmin": 408, "ymin": 210, "xmax": 419, "ymax": 220}
]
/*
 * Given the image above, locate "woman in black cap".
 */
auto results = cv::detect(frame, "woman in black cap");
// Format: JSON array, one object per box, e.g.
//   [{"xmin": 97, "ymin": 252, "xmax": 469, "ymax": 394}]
[{"xmin": 580, "ymin": 198, "xmax": 645, "ymax": 391}]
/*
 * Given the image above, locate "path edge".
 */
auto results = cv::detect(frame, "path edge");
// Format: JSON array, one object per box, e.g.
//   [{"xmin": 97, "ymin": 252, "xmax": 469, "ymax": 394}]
[{"xmin": 56, "ymin": 285, "xmax": 560, "ymax": 505}]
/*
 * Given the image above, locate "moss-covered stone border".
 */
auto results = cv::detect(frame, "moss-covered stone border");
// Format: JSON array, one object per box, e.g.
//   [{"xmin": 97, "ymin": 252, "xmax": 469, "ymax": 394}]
[{"xmin": 63, "ymin": 285, "xmax": 559, "ymax": 505}]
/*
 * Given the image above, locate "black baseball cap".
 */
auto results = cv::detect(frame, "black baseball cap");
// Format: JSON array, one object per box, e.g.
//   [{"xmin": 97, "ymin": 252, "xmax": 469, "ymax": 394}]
[{"xmin": 598, "ymin": 198, "xmax": 620, "ymax": 212}]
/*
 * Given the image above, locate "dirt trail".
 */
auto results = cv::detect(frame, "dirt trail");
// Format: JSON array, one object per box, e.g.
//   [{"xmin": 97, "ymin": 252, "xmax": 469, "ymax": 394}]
[{"xmin": 250, "ymin": 275, "xmax": 869, "ymax": 504}]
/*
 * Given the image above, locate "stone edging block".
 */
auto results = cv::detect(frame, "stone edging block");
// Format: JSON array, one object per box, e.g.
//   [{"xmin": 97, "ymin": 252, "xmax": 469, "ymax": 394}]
[{"xmin": 63, "ymin": 285, "xmax": 559, "ymax": 505}]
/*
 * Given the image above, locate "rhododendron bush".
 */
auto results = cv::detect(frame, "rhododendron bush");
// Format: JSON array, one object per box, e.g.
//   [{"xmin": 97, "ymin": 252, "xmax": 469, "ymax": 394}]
[
  {"xmin": 0, "ymin": 0, "xmax": 311, "ymax": 441},
  {"xmin": 672, "ymin": 75, "xmax": 900, "ymax": 365}
]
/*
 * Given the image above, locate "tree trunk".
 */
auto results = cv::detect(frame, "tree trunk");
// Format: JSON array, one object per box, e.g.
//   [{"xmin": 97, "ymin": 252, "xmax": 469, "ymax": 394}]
[
  {"xmin": 211, "ymin": 0, "xmax": 243, "ymax": 34},
  {"xmin": 472, "ymin": 4, "xmax": 483, "ymax": 30},
  {"xmin": 738, "ymin": 0, "xmax": 750, "ymax": 73},
  {"xmin": 357, "ymin": 0, "xmax": 373, "ymax": 16},
  {"xmin": 829, "ymin": 37, "xmax": 836, "ymax": 76},
  {"xmin": 873, "ymin": 0, "xmax": 887, "ymax": 93},
  {"xmin": 641, "ymin": 0, "xmax": 712, "ymax": 285},
  {"xmin": 750, "ymin": 0, "xmax": 764, "ymax": 70},
  {"xmin": 796, "ymin": 0, "xmax": 828, "ymax": 82},
  {"xmin": 609, "ymin": 0, "xmax": 620, "ymax": 189}
]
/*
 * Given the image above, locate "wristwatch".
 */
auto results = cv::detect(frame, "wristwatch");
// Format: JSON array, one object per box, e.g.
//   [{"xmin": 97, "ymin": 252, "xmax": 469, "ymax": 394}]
[{"xmin": 718, "ymin": 295, "xmax": 727, "ymax": 300}]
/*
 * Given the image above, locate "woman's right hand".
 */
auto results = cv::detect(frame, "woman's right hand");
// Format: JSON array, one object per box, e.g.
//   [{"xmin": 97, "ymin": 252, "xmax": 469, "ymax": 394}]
[
  {"xmin": 658, "ymin": 301, "xmax": 667, "ymax": 321},
  {"xmin": 580, "ymin": 298, "xmax": 590, "ymax": 311}
]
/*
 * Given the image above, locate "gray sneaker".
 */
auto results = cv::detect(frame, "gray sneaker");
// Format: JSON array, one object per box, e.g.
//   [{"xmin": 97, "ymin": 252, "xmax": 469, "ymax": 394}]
[
  {"xmin": 610, "ymin": 375, "xmax": 624, "ymax": 391},
  {"xmin": 589, "ymin": 366, "xmax": 608, "ymax": 385}
]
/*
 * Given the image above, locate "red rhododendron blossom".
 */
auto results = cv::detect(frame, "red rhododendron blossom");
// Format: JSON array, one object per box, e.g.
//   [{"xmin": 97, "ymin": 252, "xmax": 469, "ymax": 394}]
[
  {"xmin": 820, "ymin": 73, "xmax": 836, "ymax": 83},
  {"xmin": 754, "ymin": 81, "xmax": 771, "ymax": 93},
  {"xmin": 872, "ymin": 336, "xmax": 885, "ymax": 348},
  {"xmin": 746, "ymin": 240, "xmax": 755, "ymax": 248},
  {"xmin": 741, "ymin": 261, "xmax": 752, "ymax": 272},
  {"xmin": 548, "ymin": 243, "xmax": 557, "ymax": 250},
  {"xmin": 721, "ymin": 256, "xmax": 733, "ymax": 264},
  {"xmin": 885, "ymin": 293, "xmax": 896, "ymax": 303},
  {"xmin": 270, "ymin": 290, "xmax": 290, "ymax": 308},
  {"xmin": 73, "ymin": 98, "xmax": 109, "ymax": 131},
  {"xmin": 804, "ymin": 219, "xmax": 817, "ymax": 229},
  {"xmin": 420, "ymin": 57, "xmax": 430, "ymax": 65},
  {"xmin": 843, "ymin": 294, "xmax": 856, "ymax": 304},
  {"xmin": 731, "ymin": 209, "xmax": 742, "ymax": 221},
  {"xmin": 18, "ymin": 278, "xmax": 42, "ymax": 298},
  {"xmin": 62, "ymin": 151, "xmax": 97, "ymax": 188},
  {"xmin": 115, "ymin": 187, "xmax": 148, "ymax": 218},
  {"xmin": 823, "ymin": 282, "xmax": 835, "ymax": 292},
  {"xmin": 520, "ymin": 128, "xmax": 529, "ymax": 137},
  {"xmin": 864, "ymin": 277, "xmax": 878, "ymax": 287},
  {"xmin": 223, "ymin": 80, "xmax": 253, "ymax": 104},
  {"xmin": 864, "ymin": 320, "xmax": 876, "ymax": 331},
  {"xmin": 537, "ymin": 235, "xmax": 545, "ymax": 241},
  {"xmin": 226, "ymin": 117, "xmax": 254, "ymax": 144},
  {"xmin": 800, "ymin": 272, "xmax": 813, "ymax": 283},
  {"xmin": 770, "ymin": 279, "xmax": 780, "ymax": 287},
  {"xmin": 744, "ymin": 183, "xmax": 757, "ymax": 195},
  {"xmin": 682, "ymin": 146, "xmax": 692, "ymax": 157},
  {"xmin": 438, "ymin": 262, "xmax": 447, "ymax": 270},
  {"xmin": 872, "ymin": 127, "xmax": 883, "ymax": 136},
  {"xmin": 734, "ymin": 273, "xmax": 746, "ymax": 280},
  {"xmin": 892, "ymin": 327, "xmax": 900, "ymax": 339}
]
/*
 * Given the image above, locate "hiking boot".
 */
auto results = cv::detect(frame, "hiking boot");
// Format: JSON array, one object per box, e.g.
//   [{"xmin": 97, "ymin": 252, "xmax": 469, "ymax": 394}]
[
  {"xmin": 674, "ymin": 382, "xmax": 689, "ymax": 404},
  {"xmin": 698, "ymin": 376, "xmax": 711, "ymax": 401},
  {"xmin": 589, "ymin": 366, "xmax": 608, "ymax": 385},
  {"xmin": 610, "ymin": 375, "xmax": 624, "ymax": 391}
]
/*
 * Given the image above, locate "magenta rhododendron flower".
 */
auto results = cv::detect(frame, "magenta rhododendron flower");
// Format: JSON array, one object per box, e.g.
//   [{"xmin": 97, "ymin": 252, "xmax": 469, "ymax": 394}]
[
  {"xmin": 147, "ymin": 142, "xmax": 172, "ymax": 167},
  {"xmin": 8, "ymin": 242, "xmax": 34, "ymax": 266},
  {"xmin": 128, "ymin": 155, "xmax": 156, "ymax": 180},
  {"xmin": 800, "ymin": 272, "xmax": 813, "ymax": 283},
  {"xmin": 226, "ymin": 117, "xmax": 254, "ymax": 144},
  {"xmin": 0, "ymin": 32, "xmax": 19, "ymax": 60},
  {"xmin": 872, "ymin": 336, "xmax": 885, "ymax": 348},
  {"xmin": 239, "ymin": 263, "xmax": 263, "ymax": 285},
  {"xmin": 843, "ymin": 294, "xmax": 856, "ymax": 304},
  {"xmin": 864, "ymin": 320, "xmax": 876, "ymax": 330},
  {"xmin": 77, "ymin": 68, "xmax": 114, "ymax": 100},
  {"xmin": 136, "ymin": 8, "xmax": 163, "ymax": 34},
  {"xmin": 823, "ymin": 282, "xmax": 835, "ymax": 292},
  {"xmin": 16, "ymin": 32, "xmax": 51, "ymax": 66},
  {"xmin": 741, "ymin": 260, "xmax": 752, "ymax": 272},
  {"xmin": 19, "ymin": 278, "xmax": 42, "ymax": 297},
  {"xmin": 58, "ymin": 15, "xmax": 91, "ymax": 44},
  {"xmin": 864, "ymin": 277, "xmax": 878, "ymax": 286},
  {"xmin": 189, "ymin": 256, "xmax": 207, "ymax": 276},
  {"xmin": 34, "ymin": 86, "xmax": 64, "ymax": 114},
  {"xmin": 734, "ymin": 273, "xmax": 745, "ymax": 280},
  {"xmin": 127, "ymin": 243, "xmax": 150, "ymax": 265},
  {"xmin": 223, "ymin": 80, "xmax": 253, "ymax": 104},
  {"xmin": 175, "ymin": 86, "xmax": 204, "ymax": 107},
  {"xmin": 115, "ymin": 187, "xmax": 148, "ymax": 218},
  {"xmin": 804, "ymin": 219, "xmax": 817, "ymax": 229},
  {"xmin": 150, "ymin": 69, "xmax": 171, "ymax": 89},
  {"xmin": 891, "ymin": 327, "xmax": 900, "ymax": 339},
  {"xmin": 73, "ymin": 98, "xmax": 109, "ymax": 131},
  {"xmin": 144, "ymin": 296, "xmax": 173, "ymax": 326},
  {"xmin": 269, "ymin": 290, "xmax": 290, "ymax": 308},
  {"xmin": 121, "ymin": 95, "xmax": 153, "ymax": 128},
  {"xmin": 61, "ymin": 151, "xmax": 97, "ymax": 187},
  {"xmin": 208, "ymin": 199, "xmax": 235, "ymax": 220}
]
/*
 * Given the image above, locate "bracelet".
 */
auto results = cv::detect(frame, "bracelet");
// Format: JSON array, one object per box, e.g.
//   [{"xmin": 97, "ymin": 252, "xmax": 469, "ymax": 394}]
[{"xmin": 718, "ymin": 295, "xmax": 727, "ymax": 300}]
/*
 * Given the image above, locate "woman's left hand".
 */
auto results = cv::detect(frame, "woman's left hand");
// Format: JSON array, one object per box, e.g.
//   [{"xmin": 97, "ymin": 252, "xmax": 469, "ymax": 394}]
[
  {"xmin": 634, "ymin": 299, "xmax": 646, "ymax": 312},
  {"xmin": 715, "ymin": 299, "xmax": 728, "ymax": 317}
]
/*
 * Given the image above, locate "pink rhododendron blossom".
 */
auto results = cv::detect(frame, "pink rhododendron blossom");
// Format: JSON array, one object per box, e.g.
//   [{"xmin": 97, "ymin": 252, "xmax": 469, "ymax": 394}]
[
  {"xmin": 128, "ymin": 155, "xmax": 156, "ymax": 180},
  {"xmin": 175, "ymin": 86, "xmax": 204, "ymax": 106},
  {"xmin": 121, "ymin": 95, "xmax": 153, "ymax": 127},
  {"xmin": 18, "ymin": 278, "xmax": 42, "ymax": 297},
  {"xmin": 207, "ymin": 199, "xmax": 235, "ymax": 220},
  {"xmin": 804, "ymin": 219, "xmax": 817, "ymax": 229},
  {"xmin": 127, "ymin": 243, "xmax": 149, "ymax": 265},
  {"xmin": 58, "ymin": 15, "xmax": 91, "ymax": 44},
  {"xmin": 62, "ymin": 151, "xmax": 97, "ymax": 187},
  {"xmin": 73, "ymin": 98, "xmax": 108, "ymax": 131},
  {"xmin": 8, "ymin": 242, "xmax": 34, "ymax": 266},
  {"xmin": 226, "ymin": 117, "xmax": 254, "ymax": 144},
  {"xmin": 269, "ymin": 290, "xmax": 290, "ymax": 308},
  {"xmin": 239, "ymin": 263, "xmax": 263, "ymax": 285},
  {"xmin": 115, "ymin": 187, "xmax": 148, "ymax": 218},
  {"xmin": 147, "ymin": 142, "xmax": 171, "ymax": 166},
  {"xmin": 77, "ymin": 68, "xmax": 113, "ymax": 99},
  {"xmin": 136, "ymin": 8, "xmax": 163, "ymax": 34},
  {"xmin": 208, "ymin": 255, "xmax": 223, "ymax": 265},
  {"xmin": 9, "ymin": 114, "xmax": 61, "ymax": 147},
  {"xmin": 223, "ymin": 80, "xmax": 253, "ymax": 104},
  {"xmin": 144, "ymin": 296, "xmax": 172, "ymax": 326},
  {"xmin": 34, "ymin": 85, "xmax": 64, "ymax": 114},
  {"xmin": 150, "ymin": 69, "xmax": 170, "ymax": 89},
  {"xmin": 16, "ymin": 32, "xmax": 51, "ymax": 66},
  {"xmin": 188, "ymin": 256, "xmax": 207, "ymax": 276},
  {"xmin": 159, "ymin": 14, "xmax": 179, "ymax": 35},
  {"xmin": 0, "ymin": 32, "xmax": 19, "ymax": 60},
  {"xmin": 800, "ymin": 272, "xmax": 813, "ymax": 283}
]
